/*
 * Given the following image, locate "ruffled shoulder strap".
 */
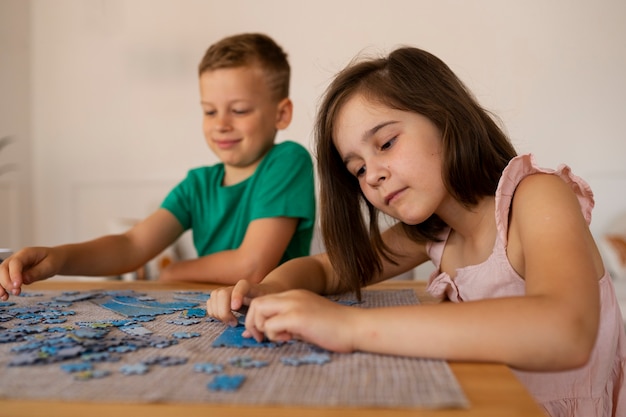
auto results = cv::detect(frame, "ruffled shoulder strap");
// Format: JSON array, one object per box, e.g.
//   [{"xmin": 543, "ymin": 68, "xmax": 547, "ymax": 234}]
[{"xmin": 495, "ymin": 154, "xmax": 595, "ymax": 246}]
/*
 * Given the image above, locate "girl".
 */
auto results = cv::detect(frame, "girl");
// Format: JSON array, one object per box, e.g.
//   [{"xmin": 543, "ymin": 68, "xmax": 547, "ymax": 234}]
[{"xmin": 206, "ymin": 46, "xmax": 626, "ymax": 416}]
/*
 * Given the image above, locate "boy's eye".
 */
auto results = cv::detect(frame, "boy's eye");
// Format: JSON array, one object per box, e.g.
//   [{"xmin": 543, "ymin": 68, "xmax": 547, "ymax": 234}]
[
  {"xmin": 233, "ymin": 108, "xmax": 251, "ymax": 115},
  {"xmin": 203, "ymin": 110, "xmax": 216, "ymax": 116}
]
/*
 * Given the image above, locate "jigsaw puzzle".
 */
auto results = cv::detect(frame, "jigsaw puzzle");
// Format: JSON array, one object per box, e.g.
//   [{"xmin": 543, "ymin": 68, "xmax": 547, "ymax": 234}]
[{"xmin": 0, "ymin": 288, "xmax": 468, "ymax": 409}]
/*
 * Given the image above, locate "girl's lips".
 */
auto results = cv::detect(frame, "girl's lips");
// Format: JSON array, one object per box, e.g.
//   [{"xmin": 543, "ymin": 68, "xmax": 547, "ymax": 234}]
[{"xmin": 385, "ymin": 188, "xmax": 406, "ymax": 205}]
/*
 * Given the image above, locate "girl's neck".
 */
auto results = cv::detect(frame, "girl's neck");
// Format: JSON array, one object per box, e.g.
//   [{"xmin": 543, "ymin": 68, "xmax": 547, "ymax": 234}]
[
  {"xmin": 440, "ymin": 196, "xmax": 496, "ymax": 243},
  {"xmin": 438, "ymin": 196, "xmax": 497, "ymax": 275}
]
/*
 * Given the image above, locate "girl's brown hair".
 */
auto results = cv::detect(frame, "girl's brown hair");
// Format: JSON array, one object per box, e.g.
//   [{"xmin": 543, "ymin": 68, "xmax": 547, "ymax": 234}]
[{"xmin": 315, "ymin": 47, "xmax": 517, "ymax": 297}]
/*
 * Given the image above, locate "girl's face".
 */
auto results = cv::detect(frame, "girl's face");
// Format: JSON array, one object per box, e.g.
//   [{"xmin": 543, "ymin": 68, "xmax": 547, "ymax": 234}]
[{"xmin": 333, "ymin": 94, "xmax": 448, "ymax": 225}]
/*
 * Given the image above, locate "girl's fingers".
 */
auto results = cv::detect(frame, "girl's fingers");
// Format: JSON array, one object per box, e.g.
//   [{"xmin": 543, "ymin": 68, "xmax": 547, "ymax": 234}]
[
  {"xmin": 230, "ymin": 280, "xmax": 251, "ymax": 311},
  {"xmin": 244, "ymin": 293, "xmax": 299, "ymax": 343},
  {"xmin": 206, "ymin": 287, "xmax": 237, "ymax": 326}
]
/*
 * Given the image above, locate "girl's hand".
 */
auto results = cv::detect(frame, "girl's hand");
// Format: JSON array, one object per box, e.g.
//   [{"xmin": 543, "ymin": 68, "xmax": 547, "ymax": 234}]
[
  {"xmin": 243, "ymin": 289, "xmax": 358, "ymax": 353},
  {"xmin": 206, "ymin": 280, "xmax": 281, "ymax": 327},
  {"xmin": 0, "ymin": 247, "xmax": 60, "ymax": 300}
]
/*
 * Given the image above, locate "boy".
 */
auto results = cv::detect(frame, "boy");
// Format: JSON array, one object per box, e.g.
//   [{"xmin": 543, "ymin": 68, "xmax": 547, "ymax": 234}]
[{"xmin": 0, "ymin": 33, "xmax": 316, "ymax": 299}]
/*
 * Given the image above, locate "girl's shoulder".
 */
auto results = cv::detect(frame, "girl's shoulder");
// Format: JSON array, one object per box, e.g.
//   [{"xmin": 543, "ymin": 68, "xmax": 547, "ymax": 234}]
[{"xmin": 498, "ymin": 154, "xmax": 594, "ymax": 228}]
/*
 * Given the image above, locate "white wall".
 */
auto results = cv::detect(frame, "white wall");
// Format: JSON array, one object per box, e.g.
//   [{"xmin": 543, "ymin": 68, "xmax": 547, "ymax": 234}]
[
  {"xmin": 1, "ymin": 0, "xmax": 625, "ymax": 265},
  {"xmin": 0, "ymin": 0, "xmax": 32, "ymax": 250}
]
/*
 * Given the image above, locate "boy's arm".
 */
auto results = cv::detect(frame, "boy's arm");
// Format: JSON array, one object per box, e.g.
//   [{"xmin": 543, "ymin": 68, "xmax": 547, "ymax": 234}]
[
  {"xmin": 56, "ymin": 209, "xmax": 183, "ymax": 276},
  {"xmin": 158, "ymin": 216, "xmax": 298, "ymax": 284},
  {"xmin": 0, "ymin": 209, "xmax": 183, "ymax": 297}
]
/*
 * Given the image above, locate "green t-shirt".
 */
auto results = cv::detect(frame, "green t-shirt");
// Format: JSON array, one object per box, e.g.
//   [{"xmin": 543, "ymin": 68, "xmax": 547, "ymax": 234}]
[{"xmin": 161, "ymin": 141, "xmax": 316, "ymax": 263}]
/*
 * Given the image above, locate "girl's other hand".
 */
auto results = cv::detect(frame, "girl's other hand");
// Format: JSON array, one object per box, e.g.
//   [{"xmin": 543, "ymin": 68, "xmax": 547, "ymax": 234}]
[{"xmin": 243, "ymin": 289, "xmax": 357, "ymax": 353}]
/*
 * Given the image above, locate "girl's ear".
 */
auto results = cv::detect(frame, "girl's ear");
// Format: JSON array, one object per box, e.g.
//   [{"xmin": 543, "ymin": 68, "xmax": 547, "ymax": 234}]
[{"xmin": 275, "ymin": 98, "xmax": 293, "ymax": 130}]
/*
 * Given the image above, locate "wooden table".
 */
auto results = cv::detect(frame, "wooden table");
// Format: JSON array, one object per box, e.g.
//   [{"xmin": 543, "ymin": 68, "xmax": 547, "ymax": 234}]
[{"xmin": 0, "ymin": 279, "xmax": 546, "ymax": 417}]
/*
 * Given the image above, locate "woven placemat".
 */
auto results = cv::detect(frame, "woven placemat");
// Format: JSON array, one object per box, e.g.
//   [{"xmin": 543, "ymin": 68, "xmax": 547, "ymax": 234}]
[{"xmin": 0, "ymin": 289, "xmax": 468, "ymax": 409}]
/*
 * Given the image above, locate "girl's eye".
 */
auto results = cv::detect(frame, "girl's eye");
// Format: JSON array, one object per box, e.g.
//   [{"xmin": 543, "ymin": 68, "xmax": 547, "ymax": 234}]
[
  {"xmin": 355, "ymin": 166, "xmax": 366, "ymax": 178},
  {"xmin": 204, "ymin": 110, "xmax": 216, "ymax": 116},
  {"xmin": 380, "ymin": 137, "xmax": 397, "ymax": 151}
]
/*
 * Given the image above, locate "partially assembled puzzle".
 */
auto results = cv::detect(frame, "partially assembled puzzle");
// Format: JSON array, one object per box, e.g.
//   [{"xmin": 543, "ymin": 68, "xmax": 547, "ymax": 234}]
[{"xmin": 0, "ymin": 288, "xmax": 468, "ymax": 409}]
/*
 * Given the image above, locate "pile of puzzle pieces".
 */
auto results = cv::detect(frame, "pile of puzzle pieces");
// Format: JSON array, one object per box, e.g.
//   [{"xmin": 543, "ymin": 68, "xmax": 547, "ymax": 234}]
[{"xmin": 0, "ymin": 289, "xmax": 331, "ymax": 392}]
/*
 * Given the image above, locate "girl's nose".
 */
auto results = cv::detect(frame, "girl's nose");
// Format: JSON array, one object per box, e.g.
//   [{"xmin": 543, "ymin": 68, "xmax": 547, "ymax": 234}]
[{"xmin": 365, "ymin": 162, "xmax": 388, "ymax": 186}]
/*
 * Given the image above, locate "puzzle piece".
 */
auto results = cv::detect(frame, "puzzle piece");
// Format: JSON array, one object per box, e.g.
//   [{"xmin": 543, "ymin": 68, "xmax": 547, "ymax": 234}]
[
  {"xmin": 280, "ymin": 352, "xmax": 331, "ymax": 366},
  {"xmin": 173, "ymin": 291, "xmax": 211, "ymax": 303},
  {"xmin": 193, "ymin": 362, "xmax": 224, "ymax": 374},
  {"xmin": 207, "ymin": 374, "xmax": 246, "ymax": 391},
  {"xmin": 141, "ymin": 355, "xmax": 187, "ymax": 366},
  {"xmin": 179, "ymin": 308, "xmax": 206, "ymax": 318},
  {"xmin": 167, "ymin": 318, "xmax": 200, "ymax": 326},
  {"xmin": 118, "ymin": 324, "xmax": 152, "ymax": 336},
  {"xmin": 211, "ymin": 325, "xmax": 278, "ymax": 349},
  {"xmin": 120, "ymin": 363, "xmax": 150, "ymax": 375},
  {"xmin": 53, "ymin": 291, "xmax": 103, "ymax": 303},
  {"xmin": 172, "ymin": 331, "xmax": 200, "ymax": 339},
  {"xmin": 81, "ymin": 352, "xmax": 120, "ymax": 363},
  {"xmin": 228, "ymin": 355, "xmax": 269, "ymax": 368},
  {"xmin": 60, "ymin": 362, "xmax": 93, "ymax": 373},
  {"xmin": 73, "ymin": 369, "xmax": 110, "ymax": 381}
]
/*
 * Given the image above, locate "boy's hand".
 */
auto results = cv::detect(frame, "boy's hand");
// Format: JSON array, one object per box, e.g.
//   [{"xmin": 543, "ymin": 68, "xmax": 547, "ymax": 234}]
[
  {"xmin": 242, "ymin": 289, "xmax": 357, "ymax": 353},
  {"xmin": 0, "ymin": 247, "xmax": 59, "ymax": 300}
]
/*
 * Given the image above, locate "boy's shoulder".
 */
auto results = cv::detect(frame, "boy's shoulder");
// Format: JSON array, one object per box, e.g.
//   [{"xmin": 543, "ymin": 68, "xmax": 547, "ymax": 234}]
[
  {"xmin": 270, "ymin": 140, "xmax": 311, "ymax": 159},
  {"xmin": 184, "ymin": 163, "xmax": 224, "ymax": 183}
]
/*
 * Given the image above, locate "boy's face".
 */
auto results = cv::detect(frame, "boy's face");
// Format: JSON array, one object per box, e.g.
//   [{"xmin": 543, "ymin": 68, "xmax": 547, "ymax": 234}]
[{"xmin": 199, "ymin": 66, "xmax": 291, "ymax": 184}]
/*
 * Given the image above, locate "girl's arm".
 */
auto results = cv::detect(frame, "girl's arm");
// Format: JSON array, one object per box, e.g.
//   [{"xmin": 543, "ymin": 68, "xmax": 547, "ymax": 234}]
[
  {"xmin": 206, "ymin": 225, "xmax": 429, "ymax": 326},
  {"xmin": 246, "ymin": 174, "xmax": 603, "ymax": 372},
  {"xmin": 158, "ymin": 217, "xmax": 298, "ymax": 284},
  {"xmin": 260, "ymin": 222, "xmax": 430, "ymax": 293}
]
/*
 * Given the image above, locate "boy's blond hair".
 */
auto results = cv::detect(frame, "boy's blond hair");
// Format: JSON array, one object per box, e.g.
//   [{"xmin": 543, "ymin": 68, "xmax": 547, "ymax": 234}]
[{"xmin": 198, "ymin": 33, "xmax": 290, "ymax": 101}]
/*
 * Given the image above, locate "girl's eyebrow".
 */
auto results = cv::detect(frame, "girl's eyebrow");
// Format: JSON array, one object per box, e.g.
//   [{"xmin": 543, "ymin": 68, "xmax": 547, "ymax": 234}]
[
  {"xmin": 363, "ymin": 120, "xmax": 399, "ymax": 141},
  {"xmin": 341, "ymin": 120, "xmax": 399, "ymax": 165}
]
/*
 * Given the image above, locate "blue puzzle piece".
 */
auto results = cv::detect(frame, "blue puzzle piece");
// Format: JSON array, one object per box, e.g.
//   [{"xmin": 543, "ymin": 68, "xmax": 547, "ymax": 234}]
[
  {"xmin": 74, "ymin": 369, "xmax": 110, "ymax": 380},
  {"xmin": 118, "ymin": 324, "xmax": 152, "ymax": 336},
  {"xmin": 180, "ymin": 308, "xmax": 206, "ymax": 318},
  {"xmin": 207, "ymin": 374, "xmax": 246, "ymax": 391},
  {"xmin": 98, "ymin": 296, "xmax": 197, "ymax": 317},
  {"xmin": 53, "ymin": 291, "xmax": 102, "ymax": 303},
  {"xmin": 173, "ymin": 291, "xmax": 211, "ymax": 303},
  {"xmin": 141, "ymin": 355, "xmax": 187, "ymax": 366},
  {"xmin": 61, "ymin": 362, "xmax": 93, "ymax": 373},
  {"xmin": 167, "ymin": 318, "xmax": 200, "ymax": 326},
  {"xmin": 228, "ymin": 355, "xmax": 269, "ymax": 368},
  {"xmin": 172, "ymin": 331, "xmax": 200, "ymax": 339},
  {"xmin": 194, "ymin": 362, "xmax": 224, "ymax": 374},
  {"xmin": 211, "ymin": 325, "xmax": 277, "ymax": 349},
  {"xmin": 120, "ymin": 363, "xmax": 149, "ymax": 375},
  {"xmin": 280, "ymin": 352, "xmax": 331, "ymax": 366}
]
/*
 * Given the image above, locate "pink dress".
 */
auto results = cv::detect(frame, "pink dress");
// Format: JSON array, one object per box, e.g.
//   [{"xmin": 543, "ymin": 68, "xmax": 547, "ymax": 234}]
[{"xmin": 426, "ymin": 154, "xmax": 626, "ymax": 417}]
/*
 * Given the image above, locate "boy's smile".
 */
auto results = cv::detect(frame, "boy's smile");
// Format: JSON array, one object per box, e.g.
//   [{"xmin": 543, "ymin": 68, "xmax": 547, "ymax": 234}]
[{"xmin": 199, "ymin": 66, "xmax": 292, "ymax": 185}]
